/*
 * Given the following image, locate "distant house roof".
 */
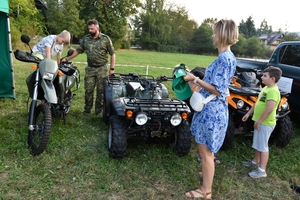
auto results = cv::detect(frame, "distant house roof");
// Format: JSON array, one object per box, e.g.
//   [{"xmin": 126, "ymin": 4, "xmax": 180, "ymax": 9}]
[{"xmin": 259, "ymin": 33, "xmax": 284, "ymax": 45}]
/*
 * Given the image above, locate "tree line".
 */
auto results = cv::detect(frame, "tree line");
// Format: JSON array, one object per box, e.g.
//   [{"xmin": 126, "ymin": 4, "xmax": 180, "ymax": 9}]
[{"xmin": 9, "ymin": 0, "xmax": 300, "ymax": 59}]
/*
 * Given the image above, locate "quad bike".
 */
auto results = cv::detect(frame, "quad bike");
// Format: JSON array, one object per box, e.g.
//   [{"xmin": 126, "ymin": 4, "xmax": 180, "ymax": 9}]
[
  {"xmin": 222, "ymin": 66, "xmax": 293, "ymax": 150},
  {"xmin": 177, "ymin": 65, "xmax": 293, "ymax": 150},
  {"xmin": 14, "ymin": 34, "xmax": 80, "ymax": 156},
  {"xmin": 103, "ymin": 72, "xmax": 192, "ymax": 158}
]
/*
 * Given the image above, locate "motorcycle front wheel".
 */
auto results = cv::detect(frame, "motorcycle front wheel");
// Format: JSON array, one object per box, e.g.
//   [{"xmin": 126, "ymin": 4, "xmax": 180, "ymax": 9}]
[{"xmin": 28, "ymin": 103, "xmax": 52, "ymax": 156}]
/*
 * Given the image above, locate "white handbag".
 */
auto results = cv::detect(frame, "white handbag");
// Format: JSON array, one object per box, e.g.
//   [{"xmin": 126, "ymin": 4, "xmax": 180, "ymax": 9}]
[{"xmin": 189, "ymin": 87, "xmax": 216, "ymax": 112}]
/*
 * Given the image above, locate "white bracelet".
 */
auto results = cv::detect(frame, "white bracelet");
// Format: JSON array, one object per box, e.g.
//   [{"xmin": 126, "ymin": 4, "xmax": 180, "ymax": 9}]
[{"xmin": 193, "ymin": 76, "xmax": 199, "ymax": 84}]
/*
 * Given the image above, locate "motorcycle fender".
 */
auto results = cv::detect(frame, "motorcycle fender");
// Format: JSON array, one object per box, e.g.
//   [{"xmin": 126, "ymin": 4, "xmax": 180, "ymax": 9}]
[
  {"xmin": 66, "ymin": 75, "xmax": 75, "ymax": 90},
  {"xmin": 40, "ymin": 79, "xmax": 57, "ymax": 104}
]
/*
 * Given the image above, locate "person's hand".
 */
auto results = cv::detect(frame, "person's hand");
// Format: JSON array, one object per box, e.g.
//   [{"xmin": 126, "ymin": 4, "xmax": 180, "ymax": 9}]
[
  {"xmin": 254, "ymin": 121, "xmax": 260, "ymax": 130},
  {"xmin": 183, "ymin": 72, "xmax": 195, "ymax": 82},
  {"xmin": 109, "ymin": 69, "xmax": 114, "ymax": 76},
  {"xmin": 242, "ymin": 114, "xmax": 249, "ymax": 122}
]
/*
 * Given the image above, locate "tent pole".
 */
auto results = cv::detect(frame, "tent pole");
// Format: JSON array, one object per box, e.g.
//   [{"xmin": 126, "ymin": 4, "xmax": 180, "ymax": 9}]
[{"xmin": 7, "ymin": 13, "xmax": 15, "ymax": 99}]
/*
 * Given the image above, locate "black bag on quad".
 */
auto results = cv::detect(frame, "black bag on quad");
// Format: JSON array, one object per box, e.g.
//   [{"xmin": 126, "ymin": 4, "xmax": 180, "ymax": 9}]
[{"xmin": 103, "ymin": 73, "xmax": 192, "ymax": 159}]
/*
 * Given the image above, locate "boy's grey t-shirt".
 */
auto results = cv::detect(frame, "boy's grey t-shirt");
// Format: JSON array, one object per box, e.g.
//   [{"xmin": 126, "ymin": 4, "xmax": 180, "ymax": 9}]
[{"xmin": 32, "ymin": 35, "xmax": 63, "ymax": 58}]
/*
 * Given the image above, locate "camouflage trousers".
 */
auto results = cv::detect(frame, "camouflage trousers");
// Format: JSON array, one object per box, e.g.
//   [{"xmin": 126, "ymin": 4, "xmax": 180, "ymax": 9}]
[{"xmin": 84, "ymin": 66, "xmax": 108, "ymax": 114}]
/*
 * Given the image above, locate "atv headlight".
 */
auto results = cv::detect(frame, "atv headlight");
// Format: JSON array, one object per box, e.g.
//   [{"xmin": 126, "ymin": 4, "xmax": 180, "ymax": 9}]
[
  {"xmin": 170, "ymin": 113, "xmax": 182, "ymax": 126},
  {"xmin": 135, "ymin": 112, "xmax": 148, "ymax": 125},
  {"xmin": 281, "ymin": 102, "xmax": 289, "ymax": 111},
  {"xmin": 237, "ymin": 100, "xmax": 244, "ymax": 109},
  {"xmin": 43, "ymin": 72, "xmax": 55, "ymax": 81}
]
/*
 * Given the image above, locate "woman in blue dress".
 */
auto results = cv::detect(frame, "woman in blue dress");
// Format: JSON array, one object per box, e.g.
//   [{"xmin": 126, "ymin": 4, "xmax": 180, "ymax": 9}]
[{"xmin": 185, "ymin": 19, "xmax": 239, "ymax": 199}]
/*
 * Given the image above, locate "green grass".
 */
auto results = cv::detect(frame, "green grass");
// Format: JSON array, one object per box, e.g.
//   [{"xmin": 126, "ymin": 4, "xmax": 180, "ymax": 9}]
[{"xmin": 1, "ymin": 49, "xmax": 300, "ymax": 199}]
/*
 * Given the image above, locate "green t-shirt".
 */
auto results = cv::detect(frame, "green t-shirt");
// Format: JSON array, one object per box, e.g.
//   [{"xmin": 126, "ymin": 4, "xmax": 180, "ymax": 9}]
[{"xmin": 252, "ymin": 85, "xmax": 280, "ymax": 126}]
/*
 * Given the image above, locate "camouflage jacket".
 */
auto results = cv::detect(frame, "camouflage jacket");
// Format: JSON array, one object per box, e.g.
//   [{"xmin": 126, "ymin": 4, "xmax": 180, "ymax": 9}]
[{"xmin": 76, "ymin": 33, "xmax": 115, "ymax": 67}]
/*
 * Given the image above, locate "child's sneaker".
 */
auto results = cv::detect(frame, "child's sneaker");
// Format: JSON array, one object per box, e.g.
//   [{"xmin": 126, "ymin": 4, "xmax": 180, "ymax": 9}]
[
  {"xmin": 242, "ymin": 160, "xmax": 259, "ymax": 167},
  {"xmin": 248, "ymin": 168, "xmax": 267, "ymax": 178}
]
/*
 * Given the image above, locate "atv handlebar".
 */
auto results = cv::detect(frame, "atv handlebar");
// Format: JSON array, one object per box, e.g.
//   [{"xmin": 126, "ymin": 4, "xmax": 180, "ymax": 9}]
[{"xmin": 107, "ymin": 73, "xmax": 174, "ymax": 86}]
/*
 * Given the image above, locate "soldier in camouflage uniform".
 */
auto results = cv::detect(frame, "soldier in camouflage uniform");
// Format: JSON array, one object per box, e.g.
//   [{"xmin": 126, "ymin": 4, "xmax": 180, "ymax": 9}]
[{"xmin": 64, "ymin": 19, "xmax": 115, "ymax": 115}]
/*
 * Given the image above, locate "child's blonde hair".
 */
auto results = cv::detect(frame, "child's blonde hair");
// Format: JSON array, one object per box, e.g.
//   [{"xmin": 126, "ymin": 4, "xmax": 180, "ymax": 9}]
[
  {"xmin": 59, "ymin": 30, "xmax": 71, "ymax": 44},
  {"xmin": 214, "ymin": 19, "xmax": 239, "ymax": 46}
]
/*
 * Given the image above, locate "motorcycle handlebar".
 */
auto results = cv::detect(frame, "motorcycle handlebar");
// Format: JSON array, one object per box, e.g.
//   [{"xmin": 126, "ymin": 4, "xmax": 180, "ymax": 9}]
[{"xmin": 14, "ymin": 49, "xmax": 42, "ymax": 64}]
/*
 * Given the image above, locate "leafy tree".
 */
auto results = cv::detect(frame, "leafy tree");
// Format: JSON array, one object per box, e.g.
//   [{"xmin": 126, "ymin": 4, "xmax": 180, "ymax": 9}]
[
  {"xmin": 189, "ymin": 23, "xmax": 214, "ymax": 55},
  {"xmin": 134, "ymin": 0, "xmax": 197, "ymax": 52},
  {"xmin": 256, "ymin": 19, "xmax": 273, "ymax": 36},
  {"xmin": 78, "ymin": 0, "xmax": 142, "ymax": 48},
  {"xmin": 165, "ymin": 4, "xmax": 197, "ymax": 53},
  {"xmin": 201, "ymin": 18, "xmax": 217, "ymax": 29},
  {"xmin": 44, "ymin": 0, "xmax": 85, "ymax": 41},
  {"xmin": 133, "ymin": 0, "xmax": 170, "ymax": 50},
  {"xmin": 9, "ymin": 0, "xmax": 44, "ymax": 48},
  {"xmin": 244, "ymin": 36, "xmax": 263, "ymax": 58},
  {"xmin": 239, "ymin": 16, "xmax": 256, "ymax": 39},
  {"xmin": 281, "ymin": 32, "xmax": 300, "ymax": 42},
  {"xmin": 231, "ymin": 34, "xmax": 247, "ymax": 57},
  {"xmin": 261, "ymin": 44, "xmax": 274, "ymax": 59}
]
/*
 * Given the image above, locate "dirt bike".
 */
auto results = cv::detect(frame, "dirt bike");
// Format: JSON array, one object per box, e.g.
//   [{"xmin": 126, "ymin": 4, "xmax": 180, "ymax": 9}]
[
  {"xmin": 14, "ymin": 34, "xmax": 80, "ymax": 156},
  {"xmin": 222, "ymin": 66, "xmax": 293, "ymax": 150}
]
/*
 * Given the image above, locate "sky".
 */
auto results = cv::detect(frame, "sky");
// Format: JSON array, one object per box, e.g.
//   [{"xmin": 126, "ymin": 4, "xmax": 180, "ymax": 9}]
[{"xmin": 168, "ymin": 0, "xmax": 299, "ymax": 32}]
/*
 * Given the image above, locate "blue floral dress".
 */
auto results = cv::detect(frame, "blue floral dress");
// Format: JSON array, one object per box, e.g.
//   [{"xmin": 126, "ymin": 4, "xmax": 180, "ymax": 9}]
[{"xmin": 190, "ymin": 50, "xmax": 236, "ymax": 153}]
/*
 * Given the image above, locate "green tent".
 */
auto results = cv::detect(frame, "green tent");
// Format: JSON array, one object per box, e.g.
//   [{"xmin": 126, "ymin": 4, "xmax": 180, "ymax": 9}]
[{"xmin": 0, "ymin": 0, "xmax": 15, "ymax": 99}]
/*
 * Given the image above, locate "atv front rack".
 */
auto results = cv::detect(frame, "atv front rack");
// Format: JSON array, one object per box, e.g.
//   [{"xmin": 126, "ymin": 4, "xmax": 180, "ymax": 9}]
[{"xmin": 123, "ymin": 98, "xmax": 190, "ymax": 111}]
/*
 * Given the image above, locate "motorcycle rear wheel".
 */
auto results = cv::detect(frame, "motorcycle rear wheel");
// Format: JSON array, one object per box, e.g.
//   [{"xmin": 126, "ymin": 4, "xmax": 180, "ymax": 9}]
[{"xmin": 28, "ymin": 103, "xmax": 52, "ymax": 156}]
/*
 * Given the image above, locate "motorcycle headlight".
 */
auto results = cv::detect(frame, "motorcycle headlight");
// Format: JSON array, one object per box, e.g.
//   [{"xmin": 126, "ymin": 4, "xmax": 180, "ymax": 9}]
[
  {"xmin": 135, "ymin": 112, "xmax": 148, "ymax": 125},
  {"xmin": 281, "ymin": 102, "xmax": 289, "ymax": 111},
  {"xmin": 170, "ymin": 113, "xmax": 182, "ymax": 126},
  {"xmin": 237, "ymin": 100, "xmax": 244, "ymax": 109},
  {"xmin": 43, "ymin": 72, "xmax": 55, "ymax": 81}
]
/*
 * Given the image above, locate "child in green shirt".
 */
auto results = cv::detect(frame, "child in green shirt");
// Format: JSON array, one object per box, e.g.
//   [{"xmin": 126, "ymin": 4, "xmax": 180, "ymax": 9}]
[{"xmin": 241, "ymin": 66, "xmax": 282, "ymax": 178}]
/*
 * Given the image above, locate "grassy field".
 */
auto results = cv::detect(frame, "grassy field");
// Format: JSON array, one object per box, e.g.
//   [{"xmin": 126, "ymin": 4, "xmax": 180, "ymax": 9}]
[{"xmin": 1, "ymin": 49, "xmax": 300, "ymax": 199}]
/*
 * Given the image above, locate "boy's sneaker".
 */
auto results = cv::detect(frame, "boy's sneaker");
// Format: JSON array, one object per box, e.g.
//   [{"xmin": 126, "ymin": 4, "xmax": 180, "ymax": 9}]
[
  {"xmin": 242, "ymin": 160, "xmax": 259, "ymax": 167},
  {"xmin": 248, "ymin": 168, "xmax": 267, "ymax": 178}
]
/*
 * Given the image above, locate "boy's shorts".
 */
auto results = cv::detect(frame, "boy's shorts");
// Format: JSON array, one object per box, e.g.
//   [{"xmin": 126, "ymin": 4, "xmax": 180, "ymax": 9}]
[{"xmin": 252, "ymin": 124, "xmax": 275, "ymax": 152}]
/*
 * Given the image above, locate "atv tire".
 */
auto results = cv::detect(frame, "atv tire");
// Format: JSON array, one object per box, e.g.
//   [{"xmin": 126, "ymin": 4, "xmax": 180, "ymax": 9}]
[
  {"xmin": 220, "ymin": 113, "xmax": 235, "ymax": 150},
  {"xmin": 108, "ymin": 115, "xmax": 128, "ymax": 158},
  {"xmin": 28, "ymin": 103, "xmax": 52, "ymax": 156},
  {"xmin": 269, "ymin": 115, "xmax": 293, "ymax": 148},
  {"xmin": 102, "ymin": 79, "xmax": 111, "ymax": 125},
  {"xmin": 170, "ymin": 121, "xmax": 192, "ymax": 156}
]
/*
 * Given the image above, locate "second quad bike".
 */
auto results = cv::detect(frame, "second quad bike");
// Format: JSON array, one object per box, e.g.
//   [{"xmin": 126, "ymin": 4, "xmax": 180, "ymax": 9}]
[
  {"xmin": 103, "ymin": 72, "xmax": 192, "ymax": 158},
  {"xmin": 222, "ymin": 66, "xmax": 293, "ymax": 150},
  {"xmin": 183, "ymin": 66, "xmax": 293, "ymax": 150}
]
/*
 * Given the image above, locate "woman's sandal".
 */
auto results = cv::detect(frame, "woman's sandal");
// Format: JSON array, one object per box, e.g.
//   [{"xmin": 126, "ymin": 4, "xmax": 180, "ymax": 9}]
[{"xmin": 185, "ymin": 189, "xmax": 212, "ymax": 199}]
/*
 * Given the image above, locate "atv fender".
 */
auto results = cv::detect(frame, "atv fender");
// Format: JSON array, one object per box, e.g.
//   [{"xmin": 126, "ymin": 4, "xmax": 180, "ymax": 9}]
[
  {"xmin": 103, "ymin": 79, "xmax": 112, "ymax": 120},
  {"xmin": 110, "ymin": 98, "xmax": 126, "ymax": 116}
]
